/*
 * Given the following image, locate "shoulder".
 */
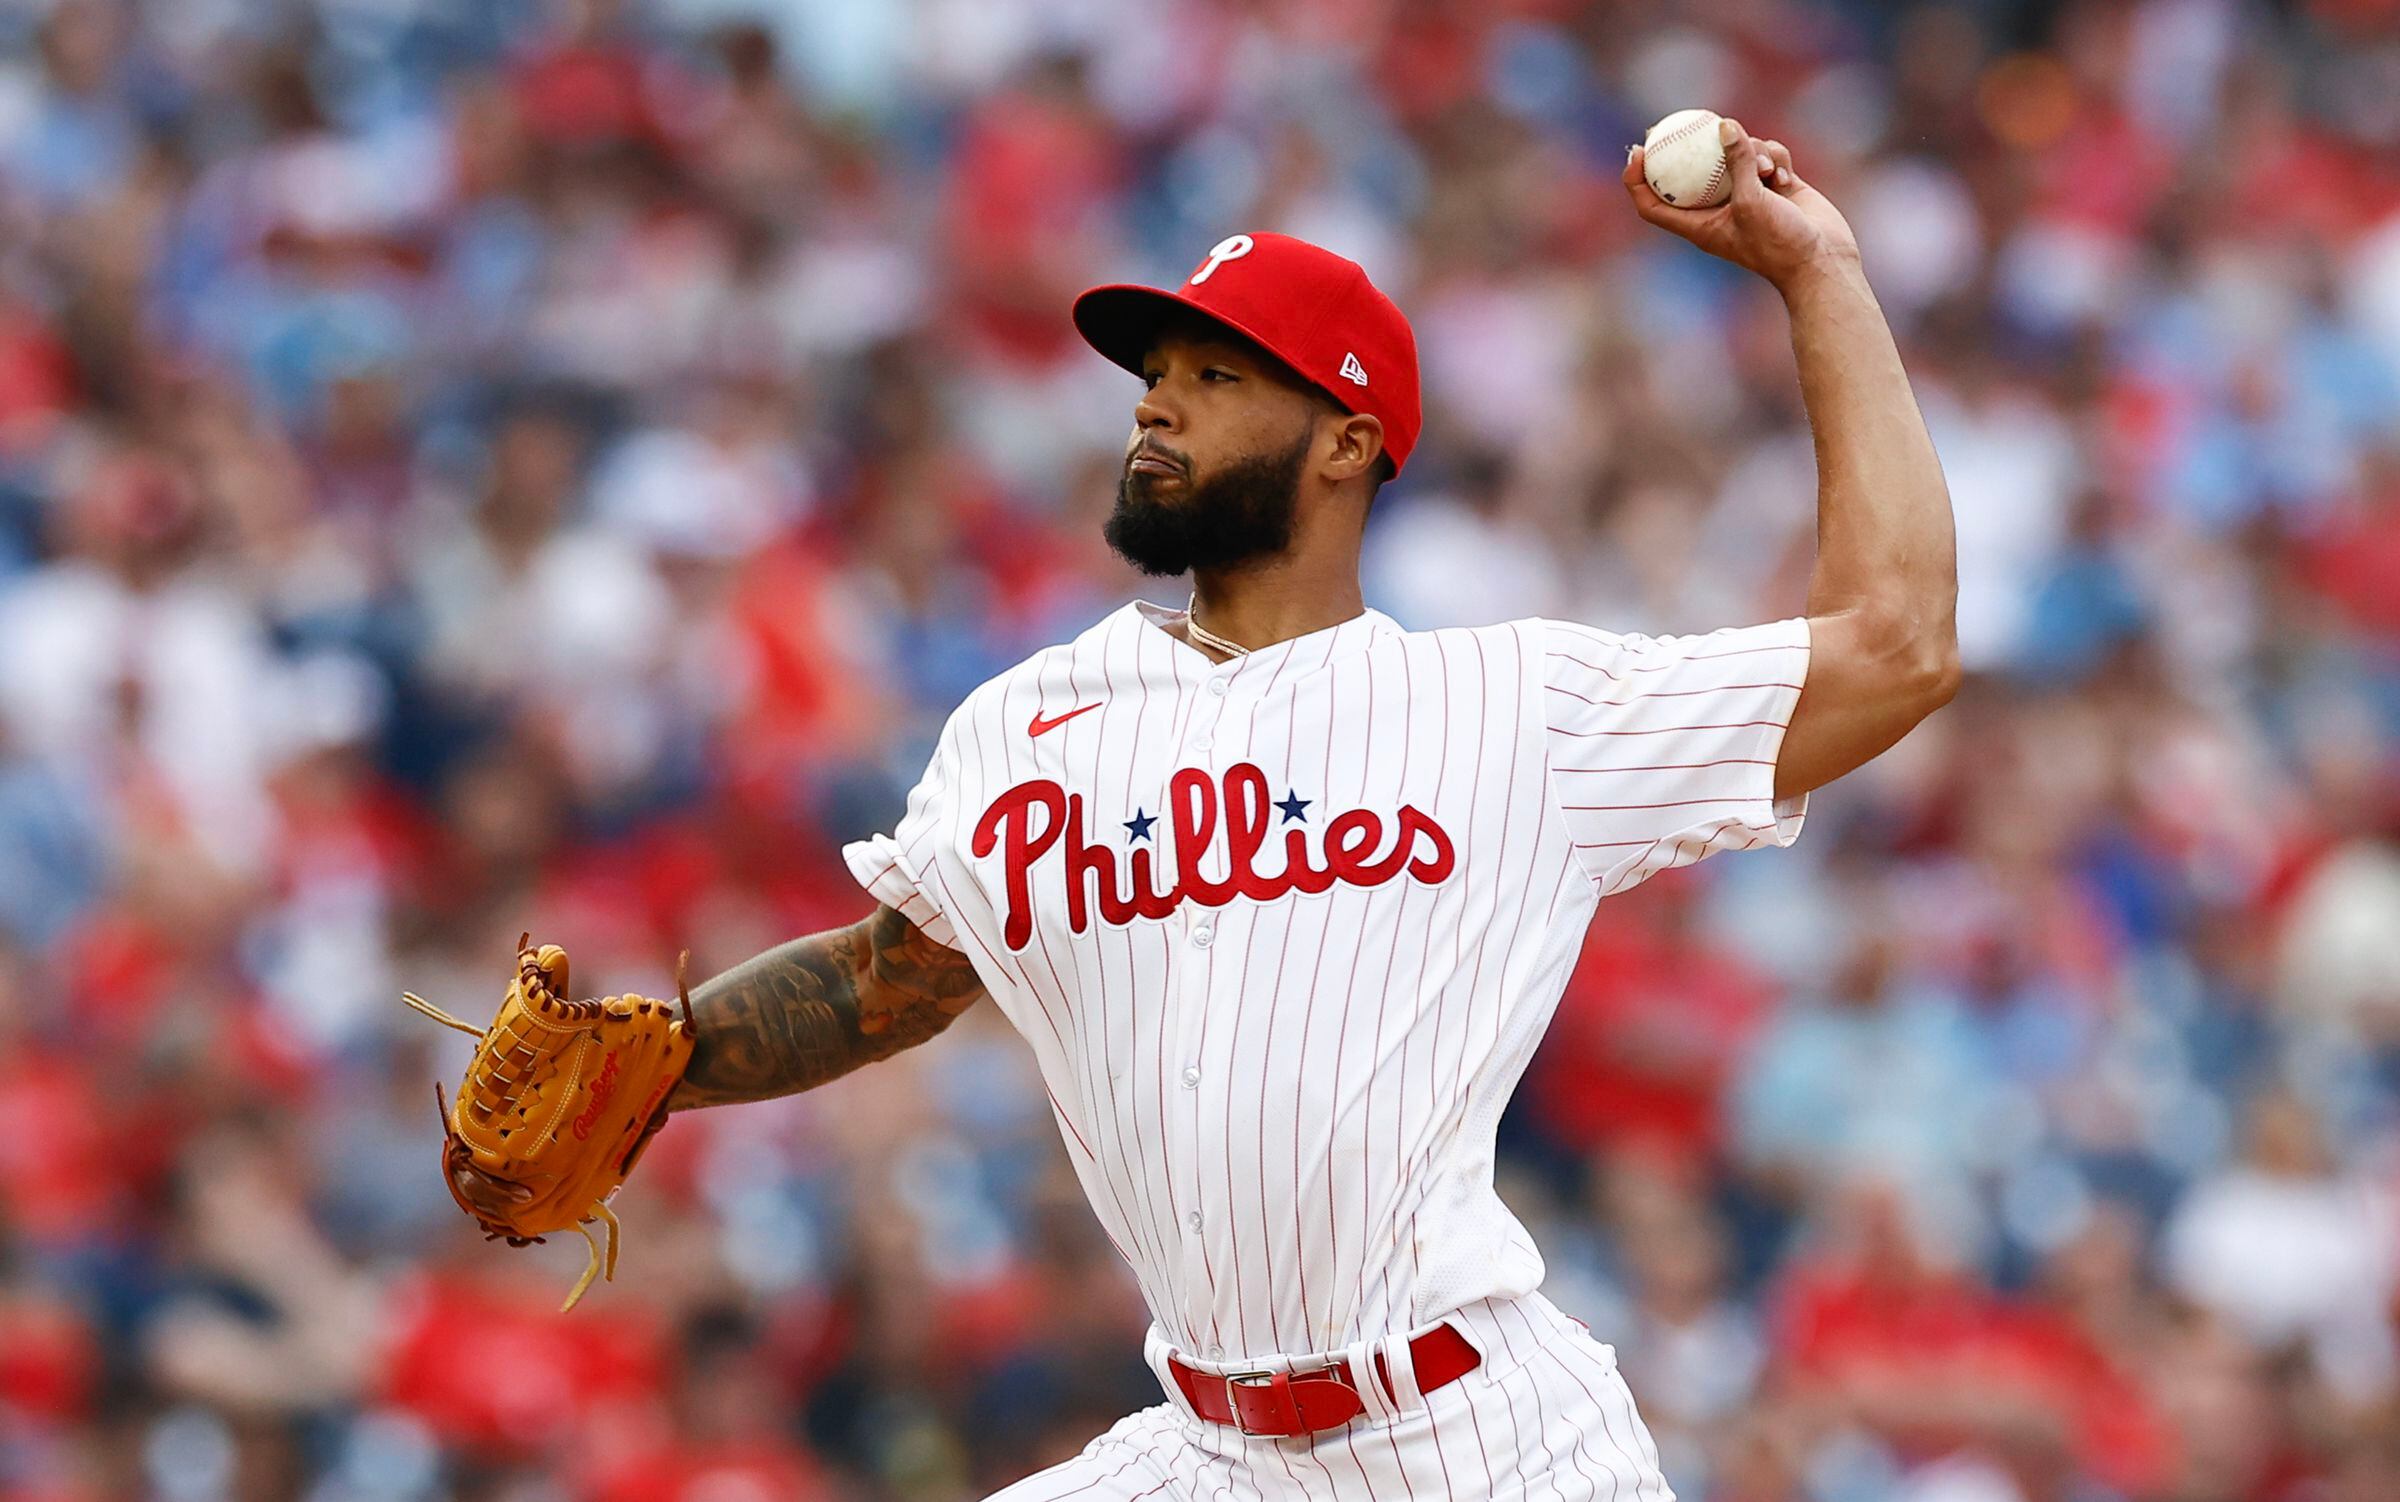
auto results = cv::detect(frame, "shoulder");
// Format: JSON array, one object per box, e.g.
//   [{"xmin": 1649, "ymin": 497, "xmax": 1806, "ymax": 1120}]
[
  {"xmin": 1524, "ymin": 616, "xmax": 1811, "ymax": 671},
  {"xmin": 1375, "ymin": 617, "xmax": 1548, "ymax": 656},
  {"xmin": 1368, "ymin": 617, "xmax": 1561, "ymax": 682},
  {"xmin": 1356, "ymin": 620, "xmax": 1552, "ymax": 719}
]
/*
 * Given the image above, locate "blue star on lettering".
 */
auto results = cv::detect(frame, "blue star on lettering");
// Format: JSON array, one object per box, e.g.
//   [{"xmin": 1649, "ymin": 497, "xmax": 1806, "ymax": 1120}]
[
  {"xmin": 1124, "ymin": 807, "xmax": 1156, "ymax": 842},
  {"xmin": 1275, "ymin": 789, "xmax": 1312, "ymax": 824}
]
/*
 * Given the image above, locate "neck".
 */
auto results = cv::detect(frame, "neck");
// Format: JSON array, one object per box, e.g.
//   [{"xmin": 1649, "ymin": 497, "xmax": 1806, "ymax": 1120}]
[{"xmin": 1184, "ymin": 551, "xmax": 1366, "ymax": 658}]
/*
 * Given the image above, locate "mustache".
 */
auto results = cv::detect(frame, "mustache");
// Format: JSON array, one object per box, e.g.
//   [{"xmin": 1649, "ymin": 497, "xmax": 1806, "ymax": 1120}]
[{"xmin": 1126, "ymin": 440, "xmax": 1191, "ymax": 475}]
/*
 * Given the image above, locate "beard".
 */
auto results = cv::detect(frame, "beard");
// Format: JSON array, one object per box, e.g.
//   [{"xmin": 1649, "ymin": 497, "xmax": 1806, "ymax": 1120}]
[{"xmin": 1104, "ymin": 429, "xmax": 1311, "ymax": 577}]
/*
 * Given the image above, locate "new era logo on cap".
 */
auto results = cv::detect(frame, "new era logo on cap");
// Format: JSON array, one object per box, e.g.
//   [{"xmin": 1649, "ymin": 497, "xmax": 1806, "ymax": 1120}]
[{"xmin": 1071, "ymin": 232, "xmax": 1423, "ymax": 474}]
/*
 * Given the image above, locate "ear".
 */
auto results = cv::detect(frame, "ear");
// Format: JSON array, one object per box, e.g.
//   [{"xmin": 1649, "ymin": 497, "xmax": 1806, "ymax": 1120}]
[{"xmin": 1319, "ymin": 410, "xmax": 1387, "ymax": 488}]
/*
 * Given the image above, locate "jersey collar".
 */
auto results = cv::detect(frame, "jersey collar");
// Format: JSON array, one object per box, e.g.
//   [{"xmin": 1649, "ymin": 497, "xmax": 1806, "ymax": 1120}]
[{"xmin": 1127, "ymin": 597, "xmax": 1397, "ymax": 678}]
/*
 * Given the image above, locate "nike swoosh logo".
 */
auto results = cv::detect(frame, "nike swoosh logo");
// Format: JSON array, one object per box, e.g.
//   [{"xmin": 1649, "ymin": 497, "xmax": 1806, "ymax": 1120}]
[{"xmin": 1029, "ymin": 703, "xmax": 1103, "ymax": 737}]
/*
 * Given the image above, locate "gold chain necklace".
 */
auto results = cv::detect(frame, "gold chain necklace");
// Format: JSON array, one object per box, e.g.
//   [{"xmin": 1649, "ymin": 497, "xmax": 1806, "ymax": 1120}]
[{"xmin": 1184, "ymin": 593, "xmax": 1251, "ymax": 657}]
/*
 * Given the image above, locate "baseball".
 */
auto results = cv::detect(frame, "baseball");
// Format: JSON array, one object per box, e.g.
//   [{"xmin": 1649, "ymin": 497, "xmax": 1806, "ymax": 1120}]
[{"xmin": 1642, "ymin": 108, "xmax": 1733, "ymax": 208}]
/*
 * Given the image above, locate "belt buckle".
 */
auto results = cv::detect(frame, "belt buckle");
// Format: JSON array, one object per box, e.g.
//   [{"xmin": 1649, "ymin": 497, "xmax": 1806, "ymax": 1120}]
[
  {"xmin": 1222, "ymin": 1360, "xmax": 1359, "ymax": 1436},
  {"xmin": 1222, "ymin": 1370, "xmax": 1281, "ymax": 1435}
]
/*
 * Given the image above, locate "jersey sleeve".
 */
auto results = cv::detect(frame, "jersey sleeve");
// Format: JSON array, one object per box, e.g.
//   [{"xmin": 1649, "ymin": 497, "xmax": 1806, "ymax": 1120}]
[
  {"xmin": 842, "ymin": 716, "xmax": 964, "ymax": 950},
  {"xmin": 1538, "ymin": 616, "xmax": 1811, "ymax": 894}
]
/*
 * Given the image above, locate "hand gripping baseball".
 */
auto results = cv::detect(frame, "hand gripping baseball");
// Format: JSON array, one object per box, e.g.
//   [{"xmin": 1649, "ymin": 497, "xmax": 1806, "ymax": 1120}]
[
  {"xmin": 403, "ymin": 937, "xmax": 695, "ymax": 1310},
  {"xmin": 1623, "ymin": 118, "xmax": 1860, "ymax": 290}
]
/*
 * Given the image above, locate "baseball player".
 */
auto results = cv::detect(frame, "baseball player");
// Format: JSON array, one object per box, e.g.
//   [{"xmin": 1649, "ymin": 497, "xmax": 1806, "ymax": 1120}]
[{"xmin": 438, "ymin": 120, "xmax": 1957, "ymax": 1497}]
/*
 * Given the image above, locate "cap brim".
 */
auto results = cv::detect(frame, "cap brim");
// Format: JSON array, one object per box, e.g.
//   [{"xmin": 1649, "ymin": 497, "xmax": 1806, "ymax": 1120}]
[{"xmin": 1072, "ymin": 284, "xmax": 1328, "ymax": 403}]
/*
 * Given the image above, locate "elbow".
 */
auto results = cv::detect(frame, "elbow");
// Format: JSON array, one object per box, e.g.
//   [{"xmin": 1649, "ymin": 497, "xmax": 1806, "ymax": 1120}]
[
  {"xmin": 1915, "ymin": 637, "xmax": 1964, "ymax": 714},
  {"xmin": 1852, "ymin": 601, "xmax": 1961, "ymax": 717},
  {"xmin": 1920, "ymin": 643, "xmax": 1958, "ymax": 715}
]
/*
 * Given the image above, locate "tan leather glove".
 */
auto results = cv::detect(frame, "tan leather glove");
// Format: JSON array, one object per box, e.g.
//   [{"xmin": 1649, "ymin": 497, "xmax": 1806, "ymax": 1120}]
[{"xmin": 404, "ymin": 937, "xmax": 694, "ymax": 1310}]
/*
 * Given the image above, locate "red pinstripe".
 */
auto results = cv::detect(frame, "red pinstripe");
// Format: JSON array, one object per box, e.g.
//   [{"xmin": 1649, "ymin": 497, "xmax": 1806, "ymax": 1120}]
[
  {"xmin": 1575, "ymin": 819, "xmax": 1775, "ymax": 851},
  {"xmin": 1406, "ymin": 632, "xmax": 1494, "ymax": 1292},
  {"xmin": 1214, "ymin": 636, "xmax": 1301, "ymax": 1356},
  {"xmin": 1542, "ymin": 640, "xmax": 1791, "ymax": 677},
  {"xmin": 962, "ymin": 687, "xmax": 1176, "ymax": 1327},
  {"xmin": 1505, "ymin": 1300, "xmax": 1581, "ymax": 1502},
  {"xmin": 1561, "ymin": 795, "xmax": 1756, "ymax": 810},
  {"xmin": 1353, "ymin": 645, "xmax": 1416, "ymax": 1330},
  {"xmin": 1536, "ymin": 1334, "xmax": 1641, "ymax": 1499},
  {"xmin": 1549, "ymin": 757, "xmax": 1775, "ymax": 773},
  {"xmin": 1546, "ymin": 679, "xmax": 1803, "ymax": 707},
  {"xmin": 1480, "ymin": 1310, "xmax": 1550, "ymax": 1501},
  {"xmin": 1541, "ymin": 848, "xmax": 1580, "ymax": 925},
  {"xmin": 1044, "ymin": 1084, "xmax": 1097, "ymax": 1159},
  {"xmin": 966, "ymin": 705, "xmax": 1078, "ymax": 1053},
  {"xmin": 1319, "ymin": 648, "xmax": 1382, "ymax": 1341},
  {"xmin": 1547, "ymin": 718, "xmax": 1783, "ymax": 738},
  {"xmin": 1148, "ymin": 916, "xmax": 1186, "ymax": 1340},
  {"xmin": 1603, "ymin": 821, "xmax": 1776, "ymax": 898},
  {"xmin": 1105, "ymin": 617, "xmax": 1179, "ymax": 1298},
  {"xmin": 1154, "ymin": 938, "xmax": 1184, "ymax": 1338},
  {"xmin": 1595, "ymin": 836, "xmax": 1662, "ymax": 898},
  {"xmin": 1417, "ymin": 626, "xmax": 1566, "ymax": 1287},
  {"xmin": 1187, "ymin": 926, "xmax": 1225, "ymax": 1352},
  {"xmin": 1286, "ymin": 629, "xmax": 1349, "ymax": 1338},
  {"xmin": 1400, "ymin": 639, "xmax": 1473, "ymax": 1502},
  {"xmin": 1259, "ymin": 628, "xmax": 1341, "ymax": 1349},
  {"xmin": 1338, "ymin": 1424, "xmax": 1384, "ymax": 1502},
  {"xmin": 1074, "ymin": 630, "xmax": 1177, "ymax": 1313},
  {"xmin": 1015, "ymin": 1447, "xmax": 1145, "ymax": 1502},
  {"xmin": 1178, "ymin": 624, "xmax": 1281, "ymax": 1352},
  {"xmin": 1386, "ymin": 640, "xmax": 1452, "ymax": 1327}
]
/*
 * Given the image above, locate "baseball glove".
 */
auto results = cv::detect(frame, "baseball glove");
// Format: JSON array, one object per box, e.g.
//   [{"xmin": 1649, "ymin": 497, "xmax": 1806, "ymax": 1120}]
[{"xmin": 403, "ymin": 937, "xmax": 695, "ymax": 1310}]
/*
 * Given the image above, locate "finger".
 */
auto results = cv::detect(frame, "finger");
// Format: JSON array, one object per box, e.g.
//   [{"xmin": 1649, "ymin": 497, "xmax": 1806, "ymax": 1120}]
[
  {"xmin": 1757, "ymin": 138, "xmax": 1803, "ymax": 194},
  {"xmin": 1717, "ymin": 117, "xmax": 1767, "ymax": 204},
  {"xmin": 535, "ymin": 945, "xmax": 569, "ymax": 996},
  {"xmin": 451, "ymin": 1162, "xmax": 533, "ymax": 1208},
  {"xmin": 455, "ymin": 1170, "xmax": 530, "ymax": 1207}
]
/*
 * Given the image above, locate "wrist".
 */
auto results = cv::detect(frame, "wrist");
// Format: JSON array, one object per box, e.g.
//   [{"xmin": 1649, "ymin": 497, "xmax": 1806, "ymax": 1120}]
[{"xmin": 1773, "ymin": 246, "xmax": 1868, "ymax": 302}]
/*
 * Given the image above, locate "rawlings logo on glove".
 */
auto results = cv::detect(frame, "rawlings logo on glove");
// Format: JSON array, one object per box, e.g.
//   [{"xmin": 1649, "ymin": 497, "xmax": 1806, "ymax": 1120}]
[
  {"xmin": 572, "ymin": 1051, "xmax": 621, "ymax": 1141},
  {"xmin": 404, "ymin": 937, "xmax": 696, "ymax": 1310}
]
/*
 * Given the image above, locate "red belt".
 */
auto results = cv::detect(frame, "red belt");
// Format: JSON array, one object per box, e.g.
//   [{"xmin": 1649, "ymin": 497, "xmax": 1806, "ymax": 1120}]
[{"xmin": 1167, "ymin": 1324, "xmax": 1481, "ymax": 1437}]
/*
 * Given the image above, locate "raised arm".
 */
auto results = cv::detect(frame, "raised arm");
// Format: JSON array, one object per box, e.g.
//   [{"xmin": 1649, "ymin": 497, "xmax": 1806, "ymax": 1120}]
[
  {"xmin": 669, "ymin": 904, "xmax": 987, "ymax": 1110},
  {"xmin": 1624, "ymin": 118, "xmax": 1960, "ymax": 802}
]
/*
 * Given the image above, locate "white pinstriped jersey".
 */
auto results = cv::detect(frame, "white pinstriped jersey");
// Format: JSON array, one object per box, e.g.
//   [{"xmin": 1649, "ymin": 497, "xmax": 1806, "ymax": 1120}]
[{"xmin": 845, "ymin": 599, "xmax": 1809, "ymax": 1365}]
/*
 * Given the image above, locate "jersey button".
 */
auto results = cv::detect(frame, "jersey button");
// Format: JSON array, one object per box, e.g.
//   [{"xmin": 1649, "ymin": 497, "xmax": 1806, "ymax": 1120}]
[
  {"xmin": 1186, "ymin": 1209, "xmax": 1204, "ymax": 1232},
  {"xmin": 1207, "ymin": 677, "xmax": 1230, "ymax": 697},
  {"xmin": 1180, "ymin": 1065, "xmax": 1201, "ymax": 1088},
  {"xmin": 1191, "ymin": 925, "xmax": 1214, "ymax": 948},
  {"xmin": 1190, "ymin": 732, "xmax": 1213, "ymax": 753}
]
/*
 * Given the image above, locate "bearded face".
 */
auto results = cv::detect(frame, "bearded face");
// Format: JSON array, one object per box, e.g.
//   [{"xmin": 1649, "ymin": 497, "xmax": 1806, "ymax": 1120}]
[{"xmin": 1105, "ymin": 425, "xmax": 1314, "ymax": 577}]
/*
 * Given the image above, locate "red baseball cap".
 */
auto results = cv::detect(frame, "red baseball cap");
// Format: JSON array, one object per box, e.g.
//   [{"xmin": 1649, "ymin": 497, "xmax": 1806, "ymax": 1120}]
[{"xmin": 1073, "ymin": 232, "xmax": 1423, "ymax": 475}]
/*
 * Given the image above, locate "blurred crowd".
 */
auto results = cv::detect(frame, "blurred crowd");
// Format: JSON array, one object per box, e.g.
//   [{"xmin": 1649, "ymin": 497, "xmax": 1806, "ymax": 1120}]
[{"xmin": 1, "ymin": 0, "xmax": 2398, "ymax": 1499}]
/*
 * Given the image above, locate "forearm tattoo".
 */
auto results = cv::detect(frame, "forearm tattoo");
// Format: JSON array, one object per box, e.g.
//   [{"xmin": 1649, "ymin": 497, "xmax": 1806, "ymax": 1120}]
[{"xmin": 670, "ymin": 906, "xmax": 986, "ymax": 1110}]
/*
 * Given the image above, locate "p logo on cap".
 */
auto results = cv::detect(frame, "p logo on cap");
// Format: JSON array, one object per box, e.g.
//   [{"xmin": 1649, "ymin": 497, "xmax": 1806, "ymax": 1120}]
[{"xmin": 1189, "ymin": 235, "xmax": 1255, "ymax": 285}]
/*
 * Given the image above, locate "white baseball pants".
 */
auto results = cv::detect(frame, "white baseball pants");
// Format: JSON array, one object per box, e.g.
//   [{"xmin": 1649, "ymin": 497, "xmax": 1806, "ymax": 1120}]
[{"xmin": 984, "ymin": 1293, "xmax": 1675, "ymax": 1501}]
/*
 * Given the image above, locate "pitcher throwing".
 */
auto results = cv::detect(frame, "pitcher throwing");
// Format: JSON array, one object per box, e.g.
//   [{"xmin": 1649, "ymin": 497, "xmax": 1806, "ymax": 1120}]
[{"xmin": 435, "ymin": 117, "xmax": 1958, "ymax": 1499}]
